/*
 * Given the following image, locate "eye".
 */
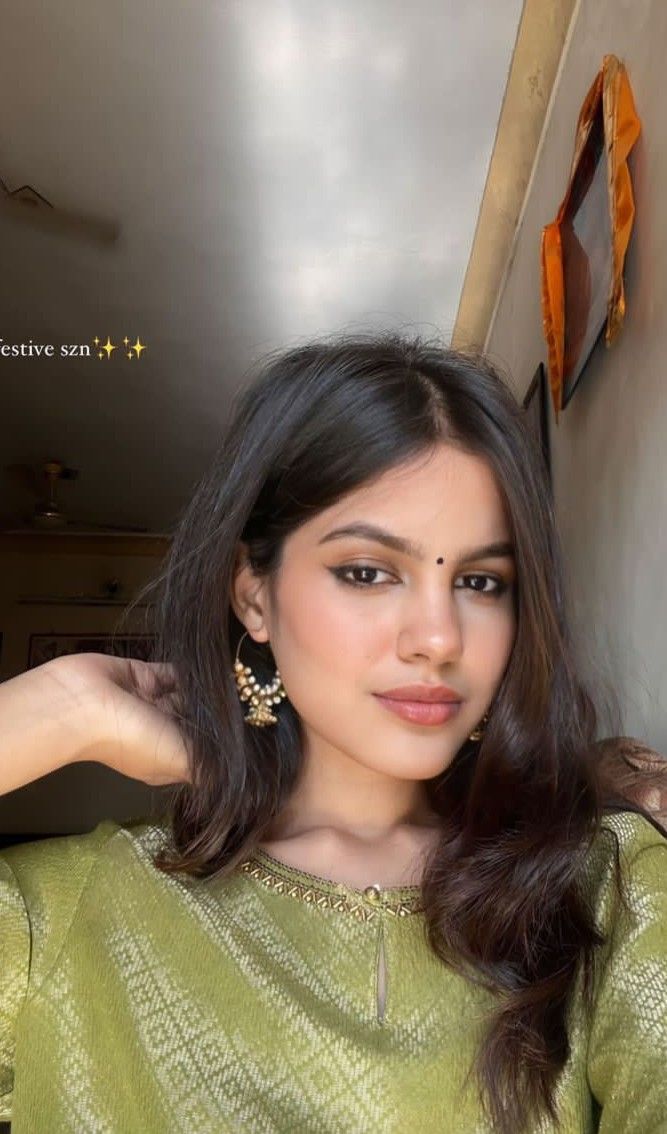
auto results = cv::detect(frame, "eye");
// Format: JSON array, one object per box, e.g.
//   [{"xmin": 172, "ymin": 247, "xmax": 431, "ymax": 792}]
[
  {"xmin": 330, "ymin": 564, "xmax": 396, "ymax": 588},
  {"xmin": 456, "ymin": 574, "xmax": 509, "ymax": 598},
  {"xmin": 330, "ymin": 565, "xmax": 510, "ymax": 597}
]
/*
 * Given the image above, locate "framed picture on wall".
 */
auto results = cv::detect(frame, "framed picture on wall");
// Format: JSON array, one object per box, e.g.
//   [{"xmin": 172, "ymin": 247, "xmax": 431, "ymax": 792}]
[
  {"xmin": 522, "ymin": 363, "xmax": 552, "ymax": 491},
  {"xmin": 27, "ymin": 633, "xmax": 155, "ymax": 669}
]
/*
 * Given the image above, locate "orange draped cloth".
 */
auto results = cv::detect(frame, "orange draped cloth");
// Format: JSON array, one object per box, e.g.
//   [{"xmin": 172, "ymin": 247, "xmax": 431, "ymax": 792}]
[{"xmin": 540, "ymin": 56, "xmax": 641, "ymax": 423}]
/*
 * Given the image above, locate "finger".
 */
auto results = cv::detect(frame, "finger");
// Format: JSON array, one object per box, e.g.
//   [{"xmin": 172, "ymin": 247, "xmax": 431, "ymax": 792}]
[
  {"xmin": 146, "ymin": 661, "xmax": 178, "ymax": 684},
  {"xmin": 125, "ymin": 659, "xmax": 180, "ymax": 701},
  {"xmin": 139, "ymin": 708, "xmax": 191, "ymax": 786}
]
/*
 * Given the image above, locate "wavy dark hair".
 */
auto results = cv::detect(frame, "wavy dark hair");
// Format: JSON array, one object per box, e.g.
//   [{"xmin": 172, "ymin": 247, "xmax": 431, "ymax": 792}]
[{"xmin": 118, "ymin": 333, "xmax": 667, "ymax": 1134}]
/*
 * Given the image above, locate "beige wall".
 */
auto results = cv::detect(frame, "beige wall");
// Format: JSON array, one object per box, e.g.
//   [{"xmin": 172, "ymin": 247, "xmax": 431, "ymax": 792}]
[
  {"xmin": 485, "ymin": 0, "xmax": 667, "ymax": 750},
  {"xmin": 0, "ymin": 536, "xmax": 173, "ymax": 834}
]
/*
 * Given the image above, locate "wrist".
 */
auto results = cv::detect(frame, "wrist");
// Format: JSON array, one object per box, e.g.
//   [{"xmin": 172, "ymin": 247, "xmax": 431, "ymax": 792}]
[
  {"xmin": 0, "ymin": 655, "xmax": 107, "ymax": 797},
  {"xmin": 37, "ymin": 655, "xmax": 110, "ymax": 768}
]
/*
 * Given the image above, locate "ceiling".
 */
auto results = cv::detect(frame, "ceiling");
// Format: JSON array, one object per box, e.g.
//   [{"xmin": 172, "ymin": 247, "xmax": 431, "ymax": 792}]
[{"xmin": 0, "ymin": 0, "xmax": 524, "ymax": 535}]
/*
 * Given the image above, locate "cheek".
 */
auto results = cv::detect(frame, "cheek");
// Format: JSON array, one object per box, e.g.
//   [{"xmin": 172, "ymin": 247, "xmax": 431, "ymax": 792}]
[
  {"xmin": 275, "ymin": 575, "xmax": 379, "ymax": 679},
  {"xmin": 474, "ymin": 606, "xmax": 516, "ymax": 677},
  {"xmin": 270, "ymin": 579, "xmax": 371, "ymax": 729}
]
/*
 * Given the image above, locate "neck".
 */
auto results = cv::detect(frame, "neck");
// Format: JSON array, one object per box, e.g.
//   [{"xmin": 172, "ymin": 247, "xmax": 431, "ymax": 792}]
[{"xmin": 263, "ymin": 734, "xmax": 440, "ymax": 845}]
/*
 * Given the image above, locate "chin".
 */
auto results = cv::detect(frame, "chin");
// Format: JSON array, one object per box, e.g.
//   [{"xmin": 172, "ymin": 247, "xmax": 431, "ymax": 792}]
[{"xmin": 363, "ymin": 749, "xmax": 455, "ymax": 782}]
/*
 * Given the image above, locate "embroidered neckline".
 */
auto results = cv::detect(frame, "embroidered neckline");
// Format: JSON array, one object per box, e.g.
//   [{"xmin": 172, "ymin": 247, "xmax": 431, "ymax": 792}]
[{"xmin": 236, "ymin": 847, "xmax": 424, "ymax": 920}]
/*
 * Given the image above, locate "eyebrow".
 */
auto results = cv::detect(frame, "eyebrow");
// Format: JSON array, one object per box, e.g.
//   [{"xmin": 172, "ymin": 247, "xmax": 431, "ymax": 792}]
[{"xmin": 317, "ymin": 522, "xmax": 515, "ymax": 564}]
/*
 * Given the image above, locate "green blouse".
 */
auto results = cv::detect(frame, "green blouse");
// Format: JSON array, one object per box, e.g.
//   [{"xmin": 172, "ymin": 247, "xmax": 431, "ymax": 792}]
[{"xmin": 0, "ymin": 809, "xmax": 665, "ymax": 1132}]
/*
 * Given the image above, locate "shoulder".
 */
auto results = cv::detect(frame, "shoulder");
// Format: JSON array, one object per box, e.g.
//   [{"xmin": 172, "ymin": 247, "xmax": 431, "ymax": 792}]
[
  {"xmin": 0, "ymin": 816, "xmax": 172, "ymax": 993},
  {"xmin": 593, "ymin": 807, "xmax": 666, "ymax": 870},
  {"xmin": 594, "ymin": 808, "xmax": 667, "ymax": 868},
  {"xmin": 0, "ymin": 814, "xmax": 170, "ymax": 890},
  {"xmin": 582, "ymin": 813, "xmax": 667, "ymax": 1125},
  {"xmin": 580, "ymin": 808, "xmax": 667, "ymax": 938},
  {"xmin": 0, "ymin": 817, "xmax": 174, "ymax": 1118}
]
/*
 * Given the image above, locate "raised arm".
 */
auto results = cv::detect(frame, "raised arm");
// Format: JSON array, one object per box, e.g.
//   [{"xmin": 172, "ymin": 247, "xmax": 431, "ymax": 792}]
[{"xmin": 0, "ymin": 653, "xmax": 190, "ymax": 795}]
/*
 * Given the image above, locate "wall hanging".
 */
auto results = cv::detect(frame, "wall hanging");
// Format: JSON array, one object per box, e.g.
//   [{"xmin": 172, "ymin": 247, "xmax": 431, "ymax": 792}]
[{"xmin": 541, "ymin": 55, "xmax": 641, "ymax": 421}]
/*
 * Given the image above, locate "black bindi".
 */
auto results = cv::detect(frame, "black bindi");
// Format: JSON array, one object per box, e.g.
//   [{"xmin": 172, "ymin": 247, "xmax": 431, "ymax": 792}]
[{"xmin": 436, "ymin": 557, "xmax": 444, "ymax": 564}]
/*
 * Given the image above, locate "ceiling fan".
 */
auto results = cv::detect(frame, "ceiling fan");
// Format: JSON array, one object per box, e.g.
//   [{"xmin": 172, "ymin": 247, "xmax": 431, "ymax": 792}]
[
  {"xmin": 1, "ymin": 459, "xmax": 149, "ymax": 535},
  {"xmin": 0, "ymin": 177, "xmax": 120, "ymax": 247}
]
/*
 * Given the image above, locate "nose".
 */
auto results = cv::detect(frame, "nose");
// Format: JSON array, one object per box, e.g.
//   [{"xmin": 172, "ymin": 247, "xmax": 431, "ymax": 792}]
[{"xmin": 396, "ymin": 586, "xmax": 464, "ymax": 666}]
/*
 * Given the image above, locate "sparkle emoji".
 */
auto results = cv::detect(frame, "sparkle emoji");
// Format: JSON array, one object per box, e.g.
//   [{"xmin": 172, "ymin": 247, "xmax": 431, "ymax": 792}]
[
  {"xmin": 131, "ymin": 337, "xmax": 146, "ymax": 359},
  {"xmin": 101, "ymin": 337, "xmax": 116, "ymax": 360}
]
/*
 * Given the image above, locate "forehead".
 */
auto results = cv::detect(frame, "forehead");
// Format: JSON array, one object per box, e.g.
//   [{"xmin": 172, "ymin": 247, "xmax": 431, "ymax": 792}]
[{"xmin": 295, "ymin": 445, "xmax": 512, "ymax": 549}]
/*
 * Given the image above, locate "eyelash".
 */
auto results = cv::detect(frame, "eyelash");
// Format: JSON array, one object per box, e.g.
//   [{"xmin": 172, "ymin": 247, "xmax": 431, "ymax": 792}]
[{"xmin": 330, "ymin": 564, "xmax": 510, "ymax": 598}]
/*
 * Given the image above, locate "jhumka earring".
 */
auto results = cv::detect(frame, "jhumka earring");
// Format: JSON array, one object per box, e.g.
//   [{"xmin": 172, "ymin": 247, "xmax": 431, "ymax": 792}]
[
  {"xmin": 233, "ymin": 631, "xmax": 288, "ymax": 727},
  {"xmin": 468, "ymin": 711, "xmax": 490, "ymax": 742}
]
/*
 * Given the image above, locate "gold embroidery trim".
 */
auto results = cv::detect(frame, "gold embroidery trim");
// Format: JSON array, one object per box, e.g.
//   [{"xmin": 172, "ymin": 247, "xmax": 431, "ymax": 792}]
[{"xmin": 237, "ymin": 858, "xmax": 424, "ymax": 921}]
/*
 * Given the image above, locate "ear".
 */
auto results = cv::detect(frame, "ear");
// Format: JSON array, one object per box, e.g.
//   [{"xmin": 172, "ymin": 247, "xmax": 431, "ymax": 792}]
[{"xmin": 229, "ymin": 542, "xmax": 271, "ymax": 644}]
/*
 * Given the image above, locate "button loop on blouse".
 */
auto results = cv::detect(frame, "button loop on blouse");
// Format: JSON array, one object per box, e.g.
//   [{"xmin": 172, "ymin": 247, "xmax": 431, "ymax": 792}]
[{"xmin": 362, "ymin": 883, "xmax": 388, "ymax": 1023}]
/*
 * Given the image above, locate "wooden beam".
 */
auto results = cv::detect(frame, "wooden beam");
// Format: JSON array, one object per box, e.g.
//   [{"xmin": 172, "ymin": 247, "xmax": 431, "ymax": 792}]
[{"xmin": 451, "ymin": 0, "xmax": 578, "ymax": 352}]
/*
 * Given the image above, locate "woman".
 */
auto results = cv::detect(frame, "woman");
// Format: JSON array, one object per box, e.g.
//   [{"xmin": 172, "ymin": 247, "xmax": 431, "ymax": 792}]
[{"xmin": 1, "ymin": 334, "xmax": 666, "ymax": 1134}]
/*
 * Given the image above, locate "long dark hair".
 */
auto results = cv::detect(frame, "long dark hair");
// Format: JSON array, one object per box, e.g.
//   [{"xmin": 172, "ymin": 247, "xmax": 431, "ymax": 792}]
[{"xmin": 119, "ymin": 333, "xmax": 667, "ymax": 1134}]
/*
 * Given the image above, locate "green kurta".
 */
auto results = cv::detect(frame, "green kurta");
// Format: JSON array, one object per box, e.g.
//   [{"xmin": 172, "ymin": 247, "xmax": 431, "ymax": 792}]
[{"xmin": 0, "ymin": 809, "xmax": 665, "ymax": 1132}]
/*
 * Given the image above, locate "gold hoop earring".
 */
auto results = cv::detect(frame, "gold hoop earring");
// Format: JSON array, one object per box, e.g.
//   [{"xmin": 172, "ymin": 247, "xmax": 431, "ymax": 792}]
[
  {"xmin": 468, "ymin": 711, "xmax": 489, "ymax": 742},
  {"xmin": 233, "ymin": 631, "xmax": 287, "ymax": 727}
]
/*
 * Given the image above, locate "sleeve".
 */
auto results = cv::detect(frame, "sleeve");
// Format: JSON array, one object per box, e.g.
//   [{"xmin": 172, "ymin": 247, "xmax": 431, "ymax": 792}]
[
  {"xmin": 0, "ymin": 819, "xmax": 123, "ymax": 1122},
  {"xmin": 0, "ymin": 856, "xmax": 30, "ymax": 1122},
  {"xmin": 586, "ymin": 829, "xmax": 667, "ymax": 1132}
]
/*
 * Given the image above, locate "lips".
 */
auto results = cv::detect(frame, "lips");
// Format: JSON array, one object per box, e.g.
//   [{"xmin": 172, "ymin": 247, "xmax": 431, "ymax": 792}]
[
  {"xmin": 377, "ymin": 684, "xmax": 462, "ymax": 703},
  {"xmin": 373, "ymin": 695, "xmax": 462, "ymax": 726}
]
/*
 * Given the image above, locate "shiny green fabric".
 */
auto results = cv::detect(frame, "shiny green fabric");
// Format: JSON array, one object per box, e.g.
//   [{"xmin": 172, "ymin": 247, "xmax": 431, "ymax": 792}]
[{"xmin": 0, "ymin": 810, "xmax": 665, "ymax": 1132}]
